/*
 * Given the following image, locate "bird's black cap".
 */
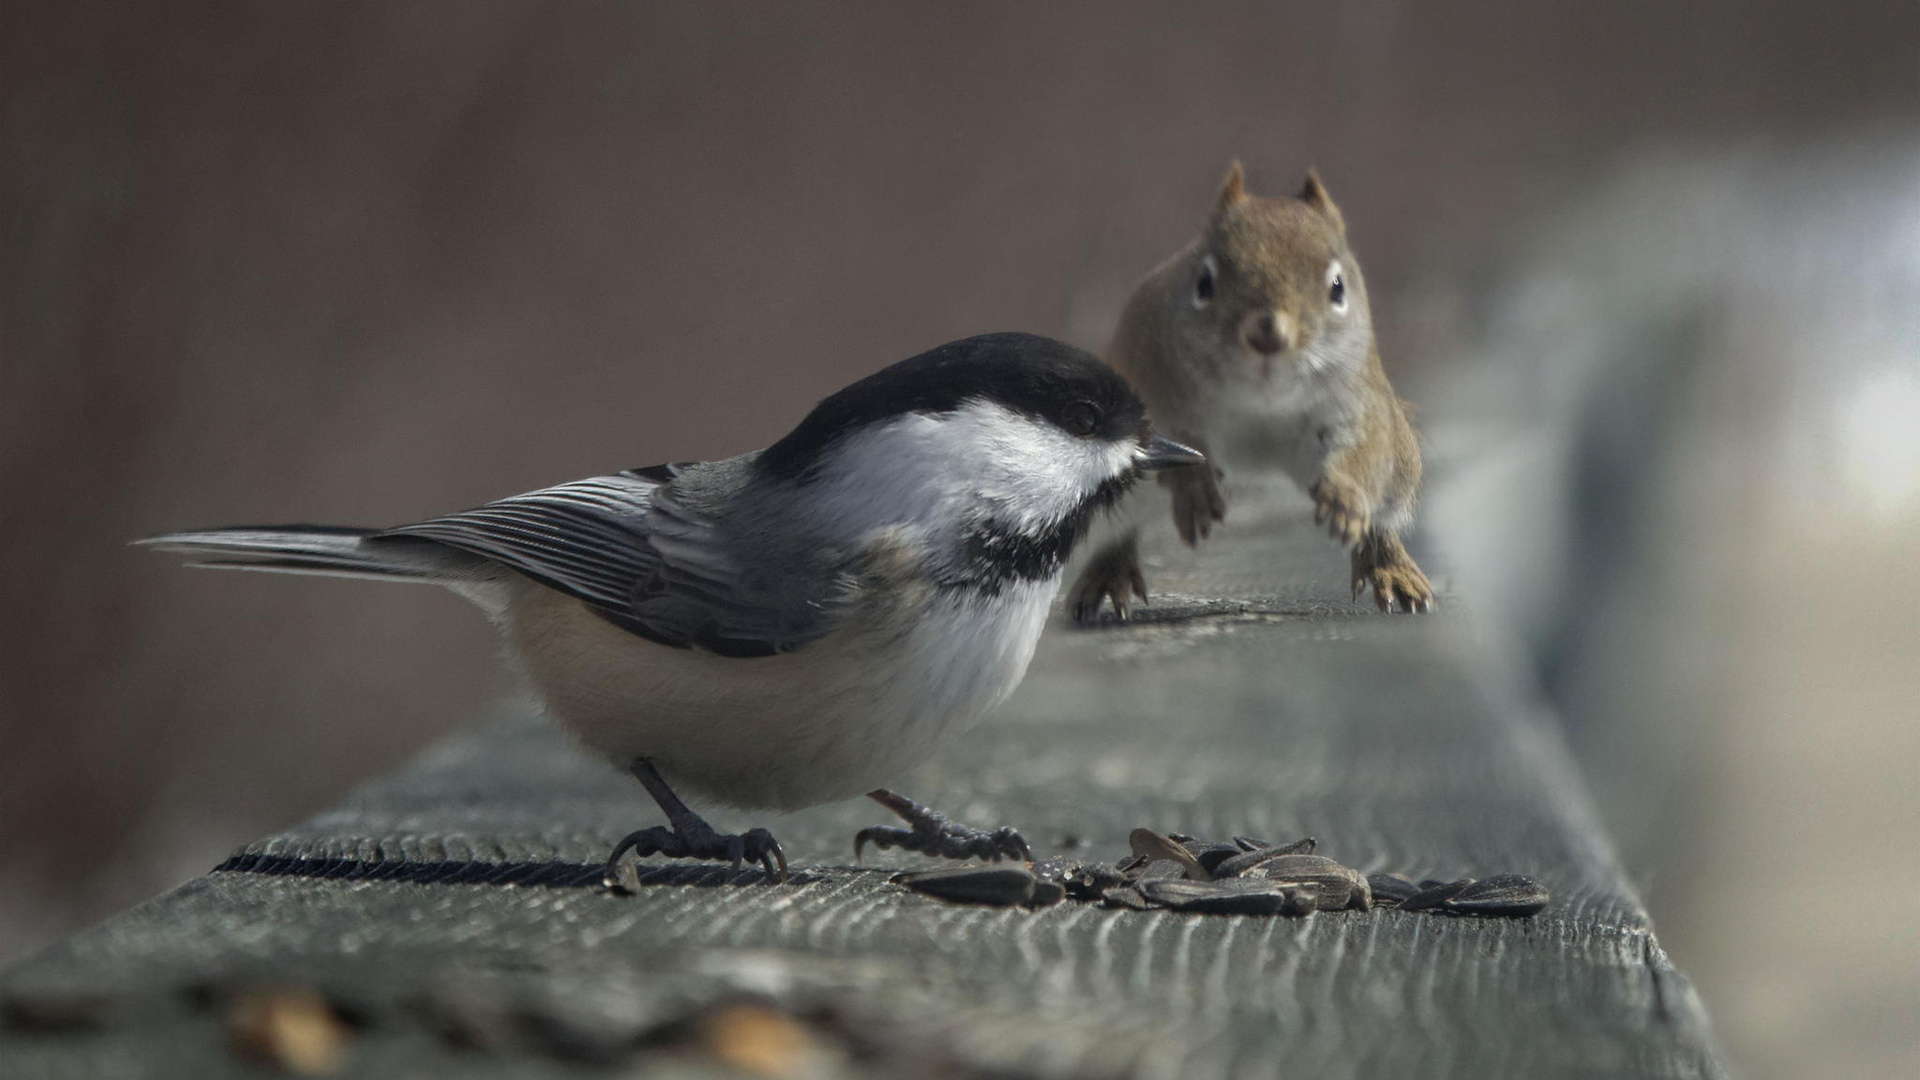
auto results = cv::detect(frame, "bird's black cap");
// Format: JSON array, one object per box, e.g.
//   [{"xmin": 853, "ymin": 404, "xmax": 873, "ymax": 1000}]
[{"xmin": 758, "ymin": 332, "xmax": 1148, "ymax": 479}]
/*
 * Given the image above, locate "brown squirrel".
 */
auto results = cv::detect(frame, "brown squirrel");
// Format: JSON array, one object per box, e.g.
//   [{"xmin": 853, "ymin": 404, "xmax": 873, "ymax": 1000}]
[{"xmin": 1070, "ymin": 161, "xmax": 1433, "ymax": 620}]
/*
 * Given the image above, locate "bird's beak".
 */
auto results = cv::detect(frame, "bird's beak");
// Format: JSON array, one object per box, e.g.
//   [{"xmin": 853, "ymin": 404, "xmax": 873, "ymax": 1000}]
[{"xmin": 1137, "ymin": 434, "xmax": 1207, "ymax": 472}]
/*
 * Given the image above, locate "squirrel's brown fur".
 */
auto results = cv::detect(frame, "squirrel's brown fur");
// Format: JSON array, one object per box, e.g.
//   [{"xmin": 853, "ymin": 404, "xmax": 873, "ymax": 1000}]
[{"xmin": 1071, "ymin": 161, "xmax": 1433, "ymax": 619}]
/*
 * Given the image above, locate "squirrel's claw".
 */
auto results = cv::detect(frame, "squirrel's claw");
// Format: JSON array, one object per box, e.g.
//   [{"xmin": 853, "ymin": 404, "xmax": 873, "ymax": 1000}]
[
  {"xmin": 1350, "ymin": 535, "xmax": 1434, "ymax": 614},
  {"xmin": 1166, "ymin": 465, "xmax": 1227, "ymax": 547},
  {"xmin": 1069, "ymin": 531, "xmax": 1150, "ymax": 626}
]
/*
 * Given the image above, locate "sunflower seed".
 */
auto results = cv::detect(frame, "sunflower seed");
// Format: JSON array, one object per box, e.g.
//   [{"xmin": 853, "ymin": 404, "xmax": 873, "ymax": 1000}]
[
  {"xmin": 1264, "ymin": 879, "xmax": 1358, "ymax": 910},
  {"xmin": 1253, "ymin": 855, "xmax": 1371, "ymax": 910},
  {"xmin": 1062, "ymin": 862, "xmax": 1129, "ymax": 900},
  {"xmin": 1135, "ymin": 859, "xmax": 1193, "ymax": 882},
  {"xmin": 1280, "ymin": 886, "xmax": 1321, "ymax": 917},
  {"xmin": 1440, "ymin": 874, "xmax": 1549, "ymax": 917},
  {"xmin": 1192, "ymin": 845, "xmax": 1247, "ymax": 877},
  {"xmin": 1216, "ymin": 848, "xmax": 1339, "ymax": 881},
  {"xmin": 1367, "ymin": 873, "xmax": 1419, "ymax": 908},
  {"xmin": 1137, "ymin": 879, "xmax": 1294, "ymax": 915},
  {"xmin": 893, "ymin": 865, "xmax": 1036, "ymax": 907},
  {"xmin": 1025, "ymin": 878, "xmax": 1068, "ymax": 908},
  {"xmin": 1399, "ymin": 878, "xmax": 1474, "ymax": 912},
  {"xmin": 1128, "ymin": 829, "xmax": 1209, "ymax": 880}
]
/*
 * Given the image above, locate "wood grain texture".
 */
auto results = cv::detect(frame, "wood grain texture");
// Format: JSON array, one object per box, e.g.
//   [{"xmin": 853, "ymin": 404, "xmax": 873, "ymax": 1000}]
[{"xmin": 1, "ymin": 491, "xmax": 1725, "ymax": 1078}]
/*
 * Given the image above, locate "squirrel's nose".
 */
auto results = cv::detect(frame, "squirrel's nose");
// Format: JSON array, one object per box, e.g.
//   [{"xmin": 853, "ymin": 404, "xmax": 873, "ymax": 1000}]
[{"xmin": 1245, "ymin": 310, "xmax": 1294, "ymax": 356}]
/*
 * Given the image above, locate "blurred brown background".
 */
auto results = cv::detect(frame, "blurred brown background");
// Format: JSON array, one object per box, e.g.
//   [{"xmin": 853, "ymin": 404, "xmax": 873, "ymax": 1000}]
[{"xmin": 4, "ymin": 3, "xmax": 1918, "ymax": 1077}]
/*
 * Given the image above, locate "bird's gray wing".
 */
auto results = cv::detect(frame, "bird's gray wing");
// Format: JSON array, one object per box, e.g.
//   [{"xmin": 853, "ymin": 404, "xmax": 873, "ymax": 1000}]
[{"xmin": 381, "ymin": 465, "xmax": 841, "ymax": 657}]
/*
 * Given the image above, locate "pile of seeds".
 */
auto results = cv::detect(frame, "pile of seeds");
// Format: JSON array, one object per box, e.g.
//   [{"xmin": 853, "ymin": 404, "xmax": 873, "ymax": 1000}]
[{"xmin": 892, "ymin": 828, "xmax": 1549, "ymax": 918}]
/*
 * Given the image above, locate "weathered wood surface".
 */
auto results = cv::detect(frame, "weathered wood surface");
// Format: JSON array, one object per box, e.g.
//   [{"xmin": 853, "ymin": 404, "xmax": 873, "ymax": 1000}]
[{"xmin": 1, "ymin": 491, "xmax": 1725, "ymax": 1078}]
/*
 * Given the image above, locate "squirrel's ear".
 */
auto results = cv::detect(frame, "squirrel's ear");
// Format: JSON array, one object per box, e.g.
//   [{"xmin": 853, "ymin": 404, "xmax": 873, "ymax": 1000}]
[
  {"xmin": 1215, "ymin": 160, "xmax": 1249, "ymax": 214},
  {"xmin": 1298, "ymin": 170, "xmax": 1346, "ymax": 233}
]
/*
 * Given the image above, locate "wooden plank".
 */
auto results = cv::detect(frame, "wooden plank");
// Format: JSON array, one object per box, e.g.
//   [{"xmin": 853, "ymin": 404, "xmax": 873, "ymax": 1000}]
[{"xmin": 0, "ymin": 494, "xmax": 1725, "ymax": 1078}]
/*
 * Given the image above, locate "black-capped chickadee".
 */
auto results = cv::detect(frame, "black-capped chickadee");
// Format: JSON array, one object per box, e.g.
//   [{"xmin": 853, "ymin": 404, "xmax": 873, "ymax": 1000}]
[{"xmin": 142, "ymin": 333, "xmax": 1204, "ymax": 883}]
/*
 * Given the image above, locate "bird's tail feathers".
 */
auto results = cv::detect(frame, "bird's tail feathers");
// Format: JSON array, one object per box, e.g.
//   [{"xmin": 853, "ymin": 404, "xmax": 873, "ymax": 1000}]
[{"xmin": 134, "ymin": 526, "xmax": 479, "ymax": 585}]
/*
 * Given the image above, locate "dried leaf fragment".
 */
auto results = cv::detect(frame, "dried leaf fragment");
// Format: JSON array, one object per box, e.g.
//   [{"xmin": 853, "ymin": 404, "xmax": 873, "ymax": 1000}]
[
  {"xmin": 228, "ymin": 986, "xmax": 351, "ymax": 1075},
  {"xmin": 700, "ymin": 1002, "xmax": 824, "ymax": 1079}
]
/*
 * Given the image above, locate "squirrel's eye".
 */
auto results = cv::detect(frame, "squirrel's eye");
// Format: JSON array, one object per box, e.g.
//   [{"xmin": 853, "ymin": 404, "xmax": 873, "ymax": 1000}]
[
  {"xmin": 1062, "ymin": 400, "xmax": 1101, "ymax": 437},
  {"xmin": 1328, "ymin": 262, "xmax": 1348, "ymax": 313},
  {"xmin": 1193, "ymin": 256, "xmax": 1217, "ymax": 309}
]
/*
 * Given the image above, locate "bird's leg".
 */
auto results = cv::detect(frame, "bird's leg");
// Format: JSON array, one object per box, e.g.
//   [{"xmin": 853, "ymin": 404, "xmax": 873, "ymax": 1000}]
[
  {"xmin": 602, "ymin": 759, "xmax": 787, "ymax": 887},
  {"xmin": 853, "ymin": 789, "xmax": 1031, "ymax": 863}
]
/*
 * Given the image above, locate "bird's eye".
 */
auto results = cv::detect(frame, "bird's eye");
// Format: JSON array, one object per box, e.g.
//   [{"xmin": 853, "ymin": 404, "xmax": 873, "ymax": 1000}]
[
  {"xmin": 1193, "ymin": 255, "xmax": 1217, "ymax": 309},
  {"xmin": 1328, "ymin": 261, "xmax": 1348, "ymax": 313},
  {"xmin": 1062, "ymin": 400, "xmax": 1101, "ymax": 437}
]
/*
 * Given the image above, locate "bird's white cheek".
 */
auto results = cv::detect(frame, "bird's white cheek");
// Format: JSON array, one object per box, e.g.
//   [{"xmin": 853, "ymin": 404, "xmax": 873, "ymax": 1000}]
[
  {"xmin": 803, "ymin": 401, "xmax": 1134, "ymax": 541},
  {"xmin": 978, "ymin": 425, "xmax": 1134, "ymax": 528}
]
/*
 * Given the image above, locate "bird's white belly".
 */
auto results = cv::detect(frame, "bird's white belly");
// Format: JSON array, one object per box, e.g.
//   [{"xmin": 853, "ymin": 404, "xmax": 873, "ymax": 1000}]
[{"xmin": 503, "ymin": 579, "xmax": 1056, "ymax": 811}]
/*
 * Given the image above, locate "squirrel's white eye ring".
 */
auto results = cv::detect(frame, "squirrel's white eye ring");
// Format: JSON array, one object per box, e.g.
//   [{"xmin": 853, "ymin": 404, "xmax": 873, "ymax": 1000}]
[
  {"xmin": 1193, "ymin": 255, "xmax": 1217, "ymax": 309},
  {"xmin": 1327, "ymin": 260, "xmax": 1348, "ymax": 314}
]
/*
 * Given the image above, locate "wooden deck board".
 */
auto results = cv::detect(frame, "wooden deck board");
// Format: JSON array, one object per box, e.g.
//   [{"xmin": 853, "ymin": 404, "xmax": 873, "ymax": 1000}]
[{"xmin": 1, "ymin": 499, "xmax": 1725, "ymax": 1078}]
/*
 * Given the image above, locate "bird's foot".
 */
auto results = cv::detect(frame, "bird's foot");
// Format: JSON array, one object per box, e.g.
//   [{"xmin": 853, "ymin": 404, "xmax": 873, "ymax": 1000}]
[
  {"xmin": 855, "ymin": 789, "xmax": 1031, "ymax": 863},
  {"xmin": 604, "ymin": 758, "xmax": 787, "ymax": 888},
  {"xmin": 602, "ymin": 818, "xmax": 787, "ymax": 889}
]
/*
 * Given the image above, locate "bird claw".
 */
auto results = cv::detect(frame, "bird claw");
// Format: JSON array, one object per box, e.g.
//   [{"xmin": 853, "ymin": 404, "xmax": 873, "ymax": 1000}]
[
  {"xmin": 602, "ymin": 820, "xmax": 788, "ymax": 888},
  {"xmin": 855, "ymin": 790, "xmax": 1031, "ymax": 863}
]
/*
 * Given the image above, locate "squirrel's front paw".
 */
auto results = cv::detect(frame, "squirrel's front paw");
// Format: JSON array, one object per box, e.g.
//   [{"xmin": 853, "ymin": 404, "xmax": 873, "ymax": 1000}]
[
  {"xmin": 1068, "ymin": 533, "xmax": 1149, "ymax": 626},
  {"xmin": 1350, "ymin": 537, "xmax": 1434, "ymax": 614},
  {"xmin": 1310, "ymin": 478, "xmax": 1371, "ymax": 548},
  {"xmin": 1166, "ymin": 466, "xmax": 1227, "ymax": 546}
]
